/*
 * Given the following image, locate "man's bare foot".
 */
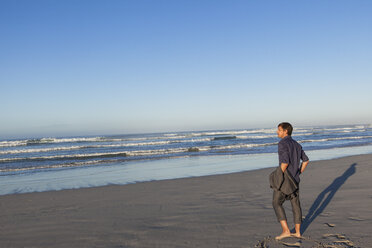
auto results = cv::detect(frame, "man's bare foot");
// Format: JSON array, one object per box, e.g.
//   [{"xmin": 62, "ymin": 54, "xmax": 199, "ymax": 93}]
[
  {"xmin": 291, "ymin": 232, "xmax": 301, "ymax": 238},
  {"xmin": 275, "ymin": 232, "xmax": 291, "ymax": 240}
]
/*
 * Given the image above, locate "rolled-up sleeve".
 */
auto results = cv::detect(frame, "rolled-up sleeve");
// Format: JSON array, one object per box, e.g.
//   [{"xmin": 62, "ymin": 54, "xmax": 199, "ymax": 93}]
[
  {"xmin": 278, "ymin": 142, "xmax": 289, "ymax": 164},
  {"xmin": 301, "ymin": 148, "xmax": 309, "ymax": 162}
]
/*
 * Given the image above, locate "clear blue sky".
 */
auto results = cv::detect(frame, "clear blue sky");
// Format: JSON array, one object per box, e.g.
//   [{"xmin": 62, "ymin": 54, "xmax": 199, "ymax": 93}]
[{"xmin": 1, "ymin": 0, "xmax": 371, "ymax": 138}]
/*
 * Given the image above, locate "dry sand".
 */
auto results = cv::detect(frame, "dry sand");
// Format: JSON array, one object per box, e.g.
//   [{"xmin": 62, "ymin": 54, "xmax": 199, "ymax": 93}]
[{"xmin": 1, "ymin": 154, "xmax": 371, "ymax": 248}]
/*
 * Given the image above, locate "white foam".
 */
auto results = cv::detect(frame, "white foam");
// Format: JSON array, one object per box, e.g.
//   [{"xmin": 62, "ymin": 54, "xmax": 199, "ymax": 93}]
[
  {"xmin": 211, "ymin": 143, "xmax": 277, "ymax": 150},
  {"xmin": 188, "ymin": 129, "xmax": 278, "ymax": 137},
  {"xmin": 0, "ymin": 138, "xmax": 213, "ymax": 155},
  {"xmin": 0, "ymin": 151, "xmax": 128, "ymax": 163},
  {"xmin": 316, "ymin": 126, "xmax": 363, "ymax": 133},
  {"xmin": 163, "ymin": 133, "xmax": 179, "ymax": 137},
  {"xmin": 125, "ymin": 148, "xmax": 188, "ymax": 156},
  {"xmin": 299, "ymin": 135, "xmax": 372, "ymax": 143},
  {"xmin": 0, "ymin": 140, "xmax": 28, "ymax": 147},
  {"xmin": 0, "ymin": 146, "xmax": 84, "ymax": 155},
  {"xmin": 0, "ymin": 160, "xmax": 102, "ymax": 173},
  {"xmin": 0, "ymin": 141, "xmax": 279, "ymax": 163},
  {"xmin": 354, "ymin": 125, "xmax": 365, "ymax": 129},
  {"xmin": 237, "ymin": 135, "xmax": 277, "ymax": 139},
  {"xmin": 0, "ymin": 137, "xmax": 106, "ymax": 147}
]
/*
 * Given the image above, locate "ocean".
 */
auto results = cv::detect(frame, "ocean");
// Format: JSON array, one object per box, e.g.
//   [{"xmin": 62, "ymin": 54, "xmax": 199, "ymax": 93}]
[{"xmin": 1, "ymin": 124, "xmax": 372, "ymax": 195}]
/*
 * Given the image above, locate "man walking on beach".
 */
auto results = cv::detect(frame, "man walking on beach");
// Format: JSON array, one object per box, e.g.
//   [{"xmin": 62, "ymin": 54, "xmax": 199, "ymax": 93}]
[{"xmin": 273, "ymin": 122, "xmax": 309, "ymax": 239}]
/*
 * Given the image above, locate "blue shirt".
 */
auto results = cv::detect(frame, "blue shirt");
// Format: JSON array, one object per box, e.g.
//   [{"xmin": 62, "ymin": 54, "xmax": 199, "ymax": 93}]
[{"xmin": 278, "ymin": 136, "xmax": 309, "ymax": 183}]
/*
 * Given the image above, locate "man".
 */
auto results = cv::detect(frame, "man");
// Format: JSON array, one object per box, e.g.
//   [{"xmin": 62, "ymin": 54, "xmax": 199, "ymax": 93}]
[{"xmin": 273, "ymin": 122, "xmax": 309, "ymax": 240}]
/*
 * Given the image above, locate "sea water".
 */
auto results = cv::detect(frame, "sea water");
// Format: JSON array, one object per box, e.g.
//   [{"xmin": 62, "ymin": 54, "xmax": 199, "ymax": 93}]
[{"xmin": 1, "ymin": 124, "xmax": 372, "ymax": 195}]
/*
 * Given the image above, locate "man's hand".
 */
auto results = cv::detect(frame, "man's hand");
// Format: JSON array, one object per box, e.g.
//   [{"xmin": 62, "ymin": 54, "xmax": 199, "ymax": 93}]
[
  {"xmin": 281, "ymin": 163, "xmax": 289, "ymax": 172},
  {"xmin": 300, "ymin": 160, "xmax": 309, "ymax": 174}
]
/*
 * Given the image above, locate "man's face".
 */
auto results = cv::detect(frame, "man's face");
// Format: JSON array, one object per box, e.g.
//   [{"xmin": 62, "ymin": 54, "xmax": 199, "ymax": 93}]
[{"xmin": 277, "ymin": 126, "xmax": 287, "ymax": 138}]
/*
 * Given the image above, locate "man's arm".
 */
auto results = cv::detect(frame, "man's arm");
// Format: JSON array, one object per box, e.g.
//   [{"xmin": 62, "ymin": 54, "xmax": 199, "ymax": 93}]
[
  {"xmin": 300, "ymin": 147, "xmax": 309, "ymax": 174},
  {"xmin": 300, "ymin": 160, "xmax": 309, "ymax": 173},
  {"xmin": 278, "ymin": 142, "xmax": 289, "ymax": 172},
  {"xmin": 281, "ymin": 163, "xmax": 289, "ymax": 172}
]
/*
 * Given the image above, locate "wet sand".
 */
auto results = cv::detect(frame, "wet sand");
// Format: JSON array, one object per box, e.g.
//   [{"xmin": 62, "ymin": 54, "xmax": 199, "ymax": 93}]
[{"xmin": 1, "ymin": 154, "xmax": 371, "ymax": 247}]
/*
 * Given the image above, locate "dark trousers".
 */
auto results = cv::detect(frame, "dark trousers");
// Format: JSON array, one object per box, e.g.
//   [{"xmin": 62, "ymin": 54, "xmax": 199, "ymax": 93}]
[{"xmin": 272, "ymin": 189, "xmax": 302, "ymax": 224}]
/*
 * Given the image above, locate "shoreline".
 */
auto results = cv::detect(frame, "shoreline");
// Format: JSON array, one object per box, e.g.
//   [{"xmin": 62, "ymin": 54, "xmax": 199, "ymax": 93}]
[
  {"xmin": 1, "ymin": 153, "xmax": 372, "ymax": 247},
  {"xmin": 1, "ymin": 144, "xmax": 372, "ymax": 196}
]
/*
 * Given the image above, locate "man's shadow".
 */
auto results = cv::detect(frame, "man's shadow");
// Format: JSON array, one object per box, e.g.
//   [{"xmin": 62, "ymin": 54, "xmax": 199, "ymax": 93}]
[{"xmin": 300, "ymin": 163, "xmax": 356, "ymax": 234}]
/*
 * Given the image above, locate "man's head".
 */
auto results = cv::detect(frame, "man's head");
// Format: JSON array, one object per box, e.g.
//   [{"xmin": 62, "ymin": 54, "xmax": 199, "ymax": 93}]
[{"xmin": 277, "ymin": 122, "xmax": 293, "ymax": 138}]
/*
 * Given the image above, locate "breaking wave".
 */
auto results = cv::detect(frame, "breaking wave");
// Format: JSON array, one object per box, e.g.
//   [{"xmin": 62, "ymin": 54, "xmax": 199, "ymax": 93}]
[
  {"xmin": 0, "ymin": 142, "xmax": 279, "ymax": 164},
  {"xmin": 1, "ymin": 124, "xmax": 371, "ymax": 175}
]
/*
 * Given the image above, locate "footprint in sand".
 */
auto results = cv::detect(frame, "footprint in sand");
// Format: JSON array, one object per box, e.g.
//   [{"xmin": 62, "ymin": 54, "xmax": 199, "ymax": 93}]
[
  {"xmin": 255, "ymin": 236, "xmax": 311, "ymax": 248},
  {"xmin": 334, "ymin": 240, "xmax": 354, "ymax": 246},
  {"xmin": 324, "ymin": 222, "xmax": 336, "ymax": 227},
  {"xmin": 255, "ymin": 233, "xmax": 357, "ymax": 248},
  {"xmin": 278, "ymin": 241, "xmax": 301, "ymax": 247},
  {"xmin": 320, "ymin": 211, "xmax": 332, "ymax": 217},
  {"xmin": 321, "ymin": 233, "xmax": 356, "ymax": 248},
  {"xmin": 348, "ymin": 216, "xmax": 365, "ymax": 221},
  {"xmin": 322, "ymin": 233, "xmax": 346, "ymax": 239}
]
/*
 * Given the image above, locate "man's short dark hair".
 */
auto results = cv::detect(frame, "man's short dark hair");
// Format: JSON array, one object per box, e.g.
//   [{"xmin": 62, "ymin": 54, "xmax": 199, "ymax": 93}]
[{"xmin": 278, "ymin": 122, "xmax": 293, "ymax": 136}]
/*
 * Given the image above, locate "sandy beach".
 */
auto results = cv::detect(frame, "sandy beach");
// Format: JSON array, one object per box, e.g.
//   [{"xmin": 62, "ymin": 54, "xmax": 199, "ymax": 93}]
[{"xmin": 1, "ymin": 154, "xmax": 371, "ymax": 248}]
